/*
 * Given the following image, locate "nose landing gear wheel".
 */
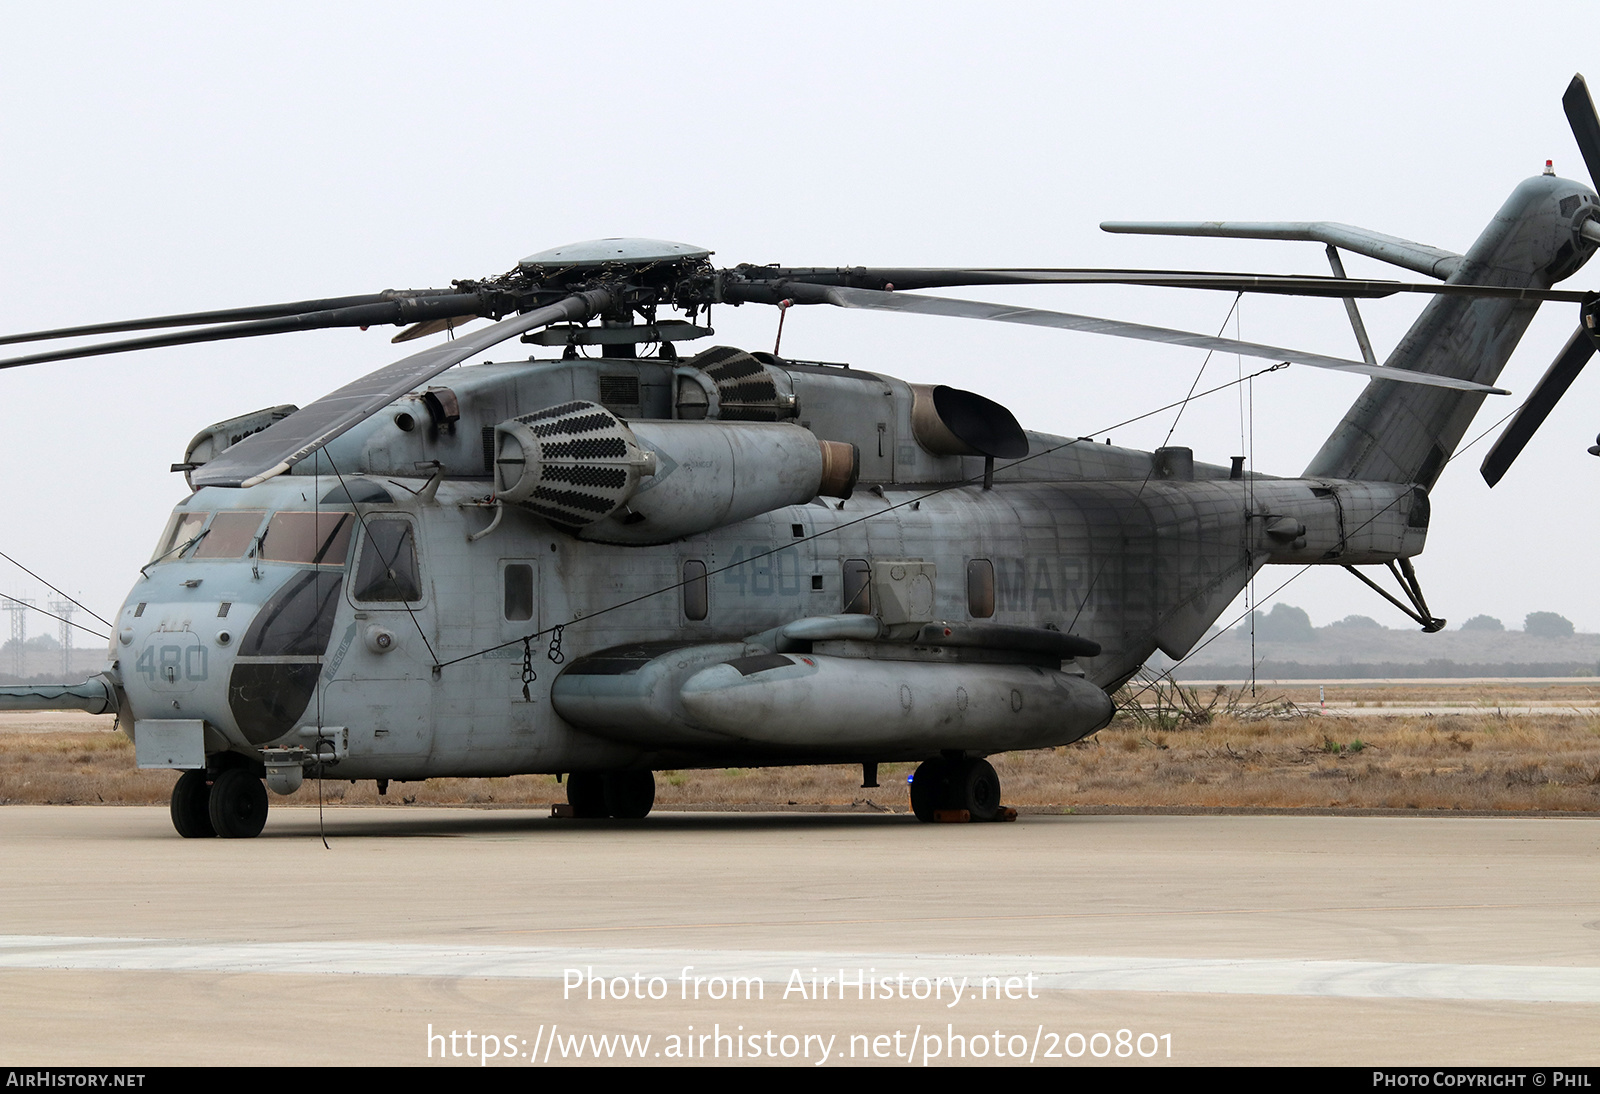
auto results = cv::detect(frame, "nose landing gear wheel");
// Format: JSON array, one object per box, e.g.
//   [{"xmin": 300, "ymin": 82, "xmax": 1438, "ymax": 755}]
[
  {"xmin": 170, "ymin": 769, "xmax": 215, "ymax": 838},
  {"xmin": 208, "ymin": 768, "xmax": 269, "ymax": 838}
]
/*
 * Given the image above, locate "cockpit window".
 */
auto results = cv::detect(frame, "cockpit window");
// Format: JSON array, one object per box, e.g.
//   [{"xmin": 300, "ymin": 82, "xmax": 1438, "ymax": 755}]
[
  {"xmin": 149, "ymin": 511, "xmax": 207, "ymax": 564},
  {"xmin": 259, "ymin": 512, "xmax": 354, "ymax": 566},
  {"xmin": 353, "ymin": 519, "xmax": 421, "ymax": 602},
  {"xmin": 239, "ymin": 570, "xmax": 344, "ymax": 657},
  {"xmin": 320, "ymin": 481, "xmax": 394, "ymax": 505},
  {"xmin": 193, "ymin": 511, "xmax": 268, "ymax": 559}
]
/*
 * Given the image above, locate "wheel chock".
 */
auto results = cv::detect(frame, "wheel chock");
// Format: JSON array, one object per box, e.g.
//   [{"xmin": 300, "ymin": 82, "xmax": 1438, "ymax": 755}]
[{"xmin": 933, "ymin": 806, "xmax": 1018, "ymax": 823}]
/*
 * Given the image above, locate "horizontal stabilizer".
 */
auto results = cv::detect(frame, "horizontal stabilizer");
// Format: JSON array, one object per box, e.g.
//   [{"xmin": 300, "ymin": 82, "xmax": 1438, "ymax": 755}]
[{"xmin": 1101, "ymin": 222, "xmax": 1462, "ymax": 281}]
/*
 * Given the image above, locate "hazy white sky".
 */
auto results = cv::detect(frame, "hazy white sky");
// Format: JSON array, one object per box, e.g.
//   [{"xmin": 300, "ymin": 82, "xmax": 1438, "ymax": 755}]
[{"xmin": 2, "ymin": 2, "xmax": 1597, "ymax": 647}]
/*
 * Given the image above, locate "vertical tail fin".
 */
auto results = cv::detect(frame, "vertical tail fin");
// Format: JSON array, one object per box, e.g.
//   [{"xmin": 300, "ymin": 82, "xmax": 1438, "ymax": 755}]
[{"xmin": 1306, "ymin": 174, "xmax": 1593, "ymax": 485}]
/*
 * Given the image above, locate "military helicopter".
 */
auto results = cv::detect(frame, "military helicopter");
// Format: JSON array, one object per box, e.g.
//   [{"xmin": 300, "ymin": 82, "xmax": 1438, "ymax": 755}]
[{"xmin": 4, "ymin": 78, "xmax": 1600, "ymax": 839}]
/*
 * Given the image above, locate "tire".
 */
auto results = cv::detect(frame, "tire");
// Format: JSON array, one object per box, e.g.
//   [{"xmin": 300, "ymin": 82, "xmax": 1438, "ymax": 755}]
[
  {"xmin": 909, "ymin": 757, "xmax": 952, "ymax": 822},
  {"xmin": 954, "ymin": 758, "xmax": 1002, "ymax": 822},
  {"xmin": 208, "ymin": 768, "xmax": 268, "ymax": 838},
  {"xmin": 170, "ymin": 769, "xmax": 215, "ymax": 838},
  {"xmin": 566, "ymin": 772, "xmax": 608, "ymax": 818},
  {"xmin": 604, "ymin": 770, "xmax": 655, "ymax": 820}
]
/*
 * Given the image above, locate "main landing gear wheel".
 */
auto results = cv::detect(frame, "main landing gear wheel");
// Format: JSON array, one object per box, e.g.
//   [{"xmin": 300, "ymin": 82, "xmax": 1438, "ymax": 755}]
[
  {"xmin": 954, "ymin": 758, "xmax": 1002, "ymax": 822},
  {"xmin": 909, "ymin": 757, "xmax": 952, "ymax": 822},
  {"xmin": 170, "ymin": 769, "xmax": 215, "ymax": 838},
  {"xmin": 566, "ymin": 772, "xmax": 608, "ymax": 818},
  {"xmin": 566, "ymin": 770, "xmax": 656, "ymax": 819},
  {"xmin": 909, "ymin": 756, "xmax": 1003, "ymax": 822},
  {"xmin": 208, "ymin": 768, "xmax": 269, "ymax": 838},
  {"xmin": 603, "ymin": 770, "xmax": 655, "ymax": 820}
]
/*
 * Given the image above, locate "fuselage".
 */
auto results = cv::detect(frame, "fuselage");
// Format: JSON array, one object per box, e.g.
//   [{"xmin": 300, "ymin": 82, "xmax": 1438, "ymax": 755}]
[
  {"xmin": 115, "ymin": 404, "xmax": 1423, "ymax": 778},
  {"xmin": 82, "ymin": 170, "xmax": 1600, "ymax": 781}
]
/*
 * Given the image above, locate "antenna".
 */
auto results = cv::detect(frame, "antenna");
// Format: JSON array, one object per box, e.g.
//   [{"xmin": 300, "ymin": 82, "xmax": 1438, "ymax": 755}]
[
  {"xmin": 49, "ymin": 599, "xmax": 73, "ymax": 677},
  {"xmin": 3, "ymin": 598, "xmax": 32, "ymax": 678}
]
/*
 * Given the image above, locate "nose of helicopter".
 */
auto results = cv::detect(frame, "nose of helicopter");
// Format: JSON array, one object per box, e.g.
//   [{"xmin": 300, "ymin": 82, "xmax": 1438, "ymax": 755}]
[
  {"xmin": 116, "ymin": 563, "xmax": 344, "ymax": 750},
  {"xmin": 116, "ymin": 571, "xmax": 245, "ymax": 743}
]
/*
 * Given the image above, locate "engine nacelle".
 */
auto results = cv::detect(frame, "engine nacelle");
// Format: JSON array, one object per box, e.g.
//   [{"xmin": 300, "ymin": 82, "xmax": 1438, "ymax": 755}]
[
  {"xmin": 494, "ymin": 401, "xmax": 857, "ymax": 545},
  {"xmin": 493, "ymin": 400, "xmax": 658, "ymax": 522}
]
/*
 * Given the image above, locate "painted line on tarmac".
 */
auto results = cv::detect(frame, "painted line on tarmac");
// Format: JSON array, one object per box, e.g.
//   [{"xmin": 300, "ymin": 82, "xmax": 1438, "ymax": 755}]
[{"xmin": 0, "ymin": 935, "xmax": 1597, "ymax": 1004}]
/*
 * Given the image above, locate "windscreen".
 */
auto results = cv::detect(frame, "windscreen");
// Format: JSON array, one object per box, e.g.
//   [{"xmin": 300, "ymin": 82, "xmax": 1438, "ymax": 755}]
[
  {"xmin": 193, "ymin": 511, "xmax": 268, "ymax": 559},
  {"xmin": 258, "ymin": 512, "xmax": 354, "ymax": 566},
  {"xmin": 149, "ymin": 511, "xmax": 207, "ymax": 564}
]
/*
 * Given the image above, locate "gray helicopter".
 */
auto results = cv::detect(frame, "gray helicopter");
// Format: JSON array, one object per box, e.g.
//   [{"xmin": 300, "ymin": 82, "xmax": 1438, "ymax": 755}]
[{"xmin": 5, "ymin": 79, "xmax": 1600, "ymax": 839}]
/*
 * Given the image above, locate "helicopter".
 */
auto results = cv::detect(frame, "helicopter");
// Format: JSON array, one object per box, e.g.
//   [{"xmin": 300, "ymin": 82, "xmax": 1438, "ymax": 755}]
[{"xmin": 5, "ymin": 78, "xmax": 1600, "ymax": 839}]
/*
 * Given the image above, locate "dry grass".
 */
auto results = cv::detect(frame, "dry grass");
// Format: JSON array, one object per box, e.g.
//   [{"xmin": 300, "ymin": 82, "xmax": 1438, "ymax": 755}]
[
  {"xmin": 1221, "ymin": 682, "xmax": 1600, "ymax": 706},
  {"xmin": 1035, "ymin": 712, "xmax": 1600, "ymax": 812},
  {"xmin": 5, "ymin": 690, "xmax": 1600, "ymax": 813},
  {"xmin": 0, "ymin": 728, "xmax": 183, "ymax": 804}
]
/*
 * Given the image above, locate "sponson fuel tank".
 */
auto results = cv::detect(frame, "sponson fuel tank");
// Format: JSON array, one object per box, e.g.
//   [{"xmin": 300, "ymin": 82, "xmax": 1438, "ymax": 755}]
[
  {"xmin": 677, "ymin": 654, "xmax": 1111, "ymax": 754},
  {"xmin": 551, "ymin": 618, "xmax": 1112, "ymax": 759}
]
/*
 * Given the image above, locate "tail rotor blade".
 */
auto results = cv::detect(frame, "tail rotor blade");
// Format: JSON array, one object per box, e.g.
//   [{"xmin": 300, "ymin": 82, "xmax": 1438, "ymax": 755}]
[
  {"xmin": 1480, "ymin": 325, "xmax": 1596, "ymax": 486},
  {"xmin": 1565, "ymin": 74, "xmax": 1600, "ymax": 190}
]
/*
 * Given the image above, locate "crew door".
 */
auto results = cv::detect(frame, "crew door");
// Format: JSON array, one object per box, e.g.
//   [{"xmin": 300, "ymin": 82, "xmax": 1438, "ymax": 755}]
[{"xmin": 326, "ymin": 514, "xmax": 434, "ymax": 764}]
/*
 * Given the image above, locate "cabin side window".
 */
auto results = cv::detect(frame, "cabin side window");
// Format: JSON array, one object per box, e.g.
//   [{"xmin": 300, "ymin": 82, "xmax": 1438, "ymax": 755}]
[
  {"xmin": 504, "ymin": 563, "xmax": 534, "ymax": 621},
  {"xmin": 682, "ymin": 560, "xmax": 708, "ymax": 621},
  {"xmin": 353, "ymin": 519, "xmax": 422, "ymax": 602},
  {"xmin": 967, "ymin": 558, "xmax": 995, "ymax": 619},
  {"xmin": 842, "ymin": 559, "xmax": 872, "ymax": 615}
]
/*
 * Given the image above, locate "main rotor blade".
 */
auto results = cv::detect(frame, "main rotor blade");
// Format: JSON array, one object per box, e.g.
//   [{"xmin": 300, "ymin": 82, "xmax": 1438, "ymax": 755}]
[
  {"xmin": 0, "ymin": 292, "xmax": 453, "ymax": 348},
  {"xmin": 0, "ymin": 294, "xmax": 487, "ymax": 370},
  {"xmin": 1480, "ymin": 325, "xmax": 1596, "ymax": 486},
  {"xmin": 734, "ymin": 267, "xmax": 1588, "ymax": 303},
  {"xmin": 780, "ymin": 284, "xmax": 1508, "ymax": 394},
  {"xmin": 978, "ymin": 271, "xmax": 1584, "ymax": 304},
  {"xmin": 190, "ymin": 289, "xmax": 612, "ymax": 489},
  {"xmin": 1565, "ymin": 74, "xmax": 1600, "ymax": 193},
  {"xmin": 1101, "ymin": 220, "xmax": 1463, "ymax": 280}
]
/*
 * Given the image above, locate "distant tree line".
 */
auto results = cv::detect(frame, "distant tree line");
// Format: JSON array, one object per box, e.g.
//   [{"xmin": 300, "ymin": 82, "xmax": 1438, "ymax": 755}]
[
  {"xmin": 1234, "ymin": 606, "xmax": 1578, "ymax": 639},
  {"xmin": 1176, "ymin": 661, "xmax": 1598, "ymax": 679},
  {"xmin": 0, "ymin": 634, "xmax": 62, "ymax": 651}
]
